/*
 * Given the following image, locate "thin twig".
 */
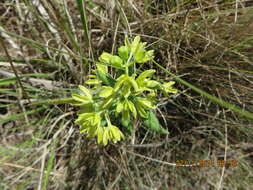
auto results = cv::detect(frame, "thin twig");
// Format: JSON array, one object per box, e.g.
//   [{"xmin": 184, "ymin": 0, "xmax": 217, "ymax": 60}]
[{"xmin": 0, "ymin": 162, "xmax": 62, "ymax": 177}]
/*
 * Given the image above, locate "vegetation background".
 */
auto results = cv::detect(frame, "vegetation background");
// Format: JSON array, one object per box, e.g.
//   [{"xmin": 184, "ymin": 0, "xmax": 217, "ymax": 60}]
[{"xmin": 0, "ymin": 0, "xmax": 253, "ymax": 189}]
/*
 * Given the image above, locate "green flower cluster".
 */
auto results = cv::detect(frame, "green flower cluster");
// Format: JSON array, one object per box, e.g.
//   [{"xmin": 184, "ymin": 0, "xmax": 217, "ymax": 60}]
[{"xmin": 72, "ymin": 36, "xmax": 177, "ymax": 146}]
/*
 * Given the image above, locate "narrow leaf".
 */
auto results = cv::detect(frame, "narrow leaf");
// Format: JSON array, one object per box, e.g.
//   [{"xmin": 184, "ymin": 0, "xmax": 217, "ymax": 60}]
[{"xmin": 143, "ymin": 110, "xmax": 169, "ymax": 134}]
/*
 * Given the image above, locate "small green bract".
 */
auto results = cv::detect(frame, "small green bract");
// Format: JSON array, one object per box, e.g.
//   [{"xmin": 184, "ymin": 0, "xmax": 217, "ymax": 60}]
[{"xmin": 71, "ymin": 36, "xmax": 178, "ymax": 146}]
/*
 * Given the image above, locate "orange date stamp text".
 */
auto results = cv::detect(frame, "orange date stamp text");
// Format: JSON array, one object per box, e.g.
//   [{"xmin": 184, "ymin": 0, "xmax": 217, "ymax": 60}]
[{"xmin": 176, "ymin": 160, "xmax": 237, "ymax": 167}]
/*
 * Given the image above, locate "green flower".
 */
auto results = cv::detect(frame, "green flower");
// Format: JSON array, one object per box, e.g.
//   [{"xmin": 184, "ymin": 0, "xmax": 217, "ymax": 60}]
[
  {"xmin": 72, "ymin": 85, "xmax": 93, "ymax": 106},
  {"xmin": 118, "ymin": 46, "xmax": 129, "ymax": 60},
  {"xmin": 99, "ymin": 52, "xmax": 124, "ymax": 69},
  {"xmin": 162, "ymin": 81, "xmax": 178, "ymax": 94},
  {"xmin": 96, "ymin": 125, "xmax": 124, "ymax": 146},
  {"xmin": 107, "ymin": 125, "xmax": 124, "ymax": 144},
  {"xmin": 74, "ymin": 112, "xmax": 101, "ymax": 140},
  {"xmin": 128, "ymin": 36, "xmax": 154, "ymax": 63}
]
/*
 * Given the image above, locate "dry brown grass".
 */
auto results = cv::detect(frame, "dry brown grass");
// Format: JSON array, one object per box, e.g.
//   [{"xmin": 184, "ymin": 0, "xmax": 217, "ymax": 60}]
[{"xmin": 0, "ymin": 0, "xmax": 253, "ymax": 189}]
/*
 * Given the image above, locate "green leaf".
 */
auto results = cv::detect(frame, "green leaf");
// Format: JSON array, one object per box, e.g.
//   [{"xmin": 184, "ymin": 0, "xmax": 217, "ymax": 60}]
[
  {"xmin": 85, "ymin": 79, "xmax": 101, "ymax": 85},
  {"xmin": 99, "ymin": 86, "xmax": 114, "ymax": 98},
  {"xmin": 72, "ymin": 93, "xmax": 91, "ymax": 104},
  {"xmin": 0, "ymin": 73, "xmax": 53, "ymax": 86},
  {"xmin": 120, "ymin": 119, "xmax": 133, "ymax": 135},
  {"xmin": 99, "ymin": 52, "xmax": 113, "ymax": 64},
  {"xmin": 76, "ymin": 0, "xmax": 92, "ymax": 57},
  {"xmin": 97, "ymin": 70, "xmax": 116, "ymax": 87},
  {"xmin": 146, "ymin": 80, "xmax": 160, "ymax": 88},
  {"xmin": 80, "ymin": 124, "xmax": 89, "ymax": 133},
  {"xmin": 86, "ymin": 124, "xmax": 98, "ymax": 137},
  {"xmin": 127, "ymin": 76, "xmax": 139, "ymax": 91},
  {"xmin": 78, "ymin": 85, "xmax": 92, "ymax": 99},
  {"xmin": 29, "ymin": 98, "xmax": 76, "ymax": 106},
  {"xmin": 147, "ymin": 91, "xmax": 157, "ymax": 98},
  {"xmin": 96, "ymin": 63, "xmax": 108, "ymax": 74},
  {"xmin": 99, "ymin": 52, "xmax": 123, "ymax": 69},
  {"xmin": 75, "ymin": 113, "xmax": 94, "ymax": 124},
  {"xmin": 42, "ymin": 148, "xmax": 55, "ymax": 190},
  {"xmin": 143, "ymin": 110, "xmax": 169, "ymax": 134},
  {"xmin": 114, "ymin": 75, "xmax": 127, "ymax": 91},
  {"xmin": 110, "ymin": 56, "xmax": 123, "ymax": 68}
]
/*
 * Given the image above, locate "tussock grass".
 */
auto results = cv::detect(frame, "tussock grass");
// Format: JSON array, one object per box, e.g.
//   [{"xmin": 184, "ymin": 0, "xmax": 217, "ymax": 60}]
[{"xmin": 0, "ymin": 0, "xmax": 253, "ymax": 189}]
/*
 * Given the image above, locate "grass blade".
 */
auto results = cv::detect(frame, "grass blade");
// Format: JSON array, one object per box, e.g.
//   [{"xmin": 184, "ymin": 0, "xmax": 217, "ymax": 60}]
[
  {"xmin": 29, "ymin": 98, "xmax": 75, "ymax": 106},
  {"xmin": 42, "ymin": 150, "xmax": 55, "ymax": 190},
  {"xmin": 76, "ymin": 0, "xmax": 93, "ymax": 59},
  {"xmin": 0, "ymin": 107, "xmax": 45, "ymax": 123},
  {"xmin": 153, "ymin": 60, "xmax": 253, "ymax": 120}
]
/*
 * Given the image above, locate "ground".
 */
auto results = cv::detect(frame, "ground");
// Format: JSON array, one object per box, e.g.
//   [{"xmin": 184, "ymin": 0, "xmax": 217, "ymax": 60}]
[{"xmin": 0, "ymin": 0, "xmax": 253, "ymax": 190}]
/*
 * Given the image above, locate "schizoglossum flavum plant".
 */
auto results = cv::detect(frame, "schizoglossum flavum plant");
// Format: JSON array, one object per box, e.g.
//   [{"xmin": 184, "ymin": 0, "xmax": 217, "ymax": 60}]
[{"xmin": 71, "ymin": 36, "xmax": 178, "ymax": 146}]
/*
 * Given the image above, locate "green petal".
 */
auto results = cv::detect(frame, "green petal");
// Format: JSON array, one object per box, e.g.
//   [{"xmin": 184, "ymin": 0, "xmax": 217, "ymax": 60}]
[
  {"xmin": 108, "ymin": 125, "xmax": 124, "ymax": 142},
  {"xmin": 102, "ymin": 128, "xmax": 110, "ymax": 146},
  {"xmin": 135, "ymin": 102, "xmax": 148, "ymax": 118},
  {"xmin": 134, "ymin": 49, "xmax": 145, "ymax": 63},
  {"xmin": 163, "ymin": 81, "xmax": 178, "ymax": 94},
  {"xmin": 131, "ymin": 36, "xmax": 141, "ymax": 54},
  {"xmin": 93, "ymin": 113, "xmax": 101, "ymax": 126},
  {"xmin": 97, "ymin": 126, "xmax": 105, "ymax": 144},
  {"xmin": 136, "ymin": 70, "xmax": 156, "ymax": 86},
  {"xmin": 118, "ymin": 46, "xmax": 129, "ymax": 60},
  {"xmin": 127, "ymin": 101, "xmax": 137, "ymax": 118}
]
